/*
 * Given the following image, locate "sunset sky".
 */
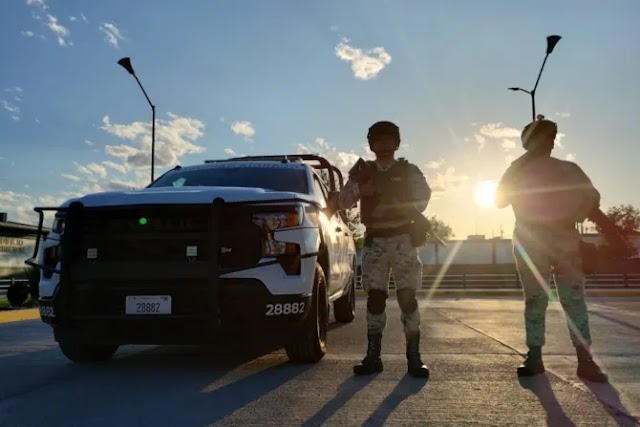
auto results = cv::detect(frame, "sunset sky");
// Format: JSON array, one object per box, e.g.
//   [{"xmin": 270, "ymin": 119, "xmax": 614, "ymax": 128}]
[{"xmin": 1, "ymin": 0, "xmax": 639, "ymax": 239}]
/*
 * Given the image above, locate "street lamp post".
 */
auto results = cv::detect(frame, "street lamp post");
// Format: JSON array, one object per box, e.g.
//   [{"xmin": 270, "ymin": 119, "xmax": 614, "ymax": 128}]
[
  {"xmin": 117, "ymin": 57, "xmax": 156, "ymax": 183},
  {"xmin": 508, "ymin": 35, "xmax": 562, "ymax": 121}
]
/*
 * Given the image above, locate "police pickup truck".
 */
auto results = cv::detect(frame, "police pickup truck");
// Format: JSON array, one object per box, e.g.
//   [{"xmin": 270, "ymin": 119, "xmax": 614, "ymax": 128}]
[{"xmin": 26, "ymin": 155, "xmax": 357, "ymax": 363}]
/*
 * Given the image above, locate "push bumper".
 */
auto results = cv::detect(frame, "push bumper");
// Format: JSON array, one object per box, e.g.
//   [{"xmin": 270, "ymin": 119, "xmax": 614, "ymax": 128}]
[{"xmin": 40, "ymin": 279, "xmax": 312, "ymax": 345}]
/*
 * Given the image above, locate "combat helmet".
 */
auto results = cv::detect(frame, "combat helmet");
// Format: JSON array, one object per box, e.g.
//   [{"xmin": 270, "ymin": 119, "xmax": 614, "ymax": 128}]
[
  {"xmin": 367, "ymin": 121, "xmax": 401, "ymax": 150},
  {"xmin": 521, "ymin": 114, "xmax": 557, "ymax": 151}
]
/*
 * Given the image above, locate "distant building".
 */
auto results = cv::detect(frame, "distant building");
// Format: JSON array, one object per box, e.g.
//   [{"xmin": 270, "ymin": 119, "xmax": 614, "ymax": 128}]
[
  {"xmin": 0, "ymin": 212, "xmax": 49, "ymax": 280},
  {"xmin": 355, "ymin": 232, "xmax": 640, "ymax": 274}
]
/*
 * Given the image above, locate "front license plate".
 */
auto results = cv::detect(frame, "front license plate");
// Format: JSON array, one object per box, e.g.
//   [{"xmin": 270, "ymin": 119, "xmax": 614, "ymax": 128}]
[{"xmin": 125, "ymin": 295, "xmax": 172, "ymax": 315}]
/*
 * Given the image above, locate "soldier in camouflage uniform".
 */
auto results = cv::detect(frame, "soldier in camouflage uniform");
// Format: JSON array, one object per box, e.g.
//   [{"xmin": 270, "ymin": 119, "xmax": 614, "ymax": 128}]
[
  {"xmin": 339, "ymin": 121, "xmax": 431, "ymax": 378},
  {"xmin": 496, "ymin": 116, "xmax": 608, "ymax": 382}
]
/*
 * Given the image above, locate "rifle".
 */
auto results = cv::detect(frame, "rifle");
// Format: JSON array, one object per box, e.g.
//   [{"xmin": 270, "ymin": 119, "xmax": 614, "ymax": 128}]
[
  {"xmin": 587, "ymin": 208, "xmax": 637, "ymax": 258},
  {"xmin": 348, "ymin": 158, "xmax": 447, "ymax": 247}
]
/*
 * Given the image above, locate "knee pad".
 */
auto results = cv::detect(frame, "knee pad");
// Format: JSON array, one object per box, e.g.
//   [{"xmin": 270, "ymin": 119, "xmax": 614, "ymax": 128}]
[
  {"xmin": 367, "ymin": 289, "xmax": 388, "ymax": 315},
  {"xmin": 397, "ymin": 288, "xmax": 418, "ymax": 315}
]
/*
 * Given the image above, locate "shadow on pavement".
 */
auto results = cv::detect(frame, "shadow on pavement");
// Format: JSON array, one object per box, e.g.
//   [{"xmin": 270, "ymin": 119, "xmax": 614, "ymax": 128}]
[
  {"xmin": 589, "ymin": 311, "xmax": 640, "ymax": 333},
  {"xmin": 0, "ymin": 337, "xmax": 315, "ymax": 426},
  {"xmin": 518, "ymin": 374, "xmax": 577, "ymax": 427},
  {"xmin": 581, "ymin": 379, "xmax": 640, "ymax": 427},
  {"xmin": 363, "ymin": 375, "xmax": 429, "ymax": 427},
  {"xmin": 302, "ymin": 374, "xmax": 379, "ymax": 426}
]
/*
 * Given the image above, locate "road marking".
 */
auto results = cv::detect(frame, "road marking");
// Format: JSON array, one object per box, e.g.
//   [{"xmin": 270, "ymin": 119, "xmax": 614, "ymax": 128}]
[
  {"xmin": 435, "ymin": 307, "xmax": 640, "ymax": 425},
  {"xmin": 0, "ymin": 308, "xmax": 40, "ymax": 324}
]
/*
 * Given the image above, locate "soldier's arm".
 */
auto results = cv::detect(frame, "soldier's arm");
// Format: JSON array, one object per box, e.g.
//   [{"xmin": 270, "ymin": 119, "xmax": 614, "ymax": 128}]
[
  {"xmin": 495, "ymin": 166, "xmax": 516, "ymax": 208},
  {"xmin": 408, "ymin": 164, "xmax": 432, "ymax": 212},
  {"xmin": 338, "ymin": 179, "xmax": 361, "ymax": 210},
  {"xmin": 571, "ymin": 163, "xmax": 601, "ymax": 218}
]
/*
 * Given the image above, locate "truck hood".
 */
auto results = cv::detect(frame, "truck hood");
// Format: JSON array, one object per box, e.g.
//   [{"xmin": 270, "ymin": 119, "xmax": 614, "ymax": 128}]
[{"xmin": 72, "ymin": 186, "xmax": 316, "ymax": 207}]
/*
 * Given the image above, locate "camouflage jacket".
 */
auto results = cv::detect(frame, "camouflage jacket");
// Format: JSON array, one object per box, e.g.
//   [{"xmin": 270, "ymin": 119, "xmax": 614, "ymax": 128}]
[
  {"xmin": 339, "ymin": 159, "xmax": 432, "ymax": 230},
  {"xmin": 496, "ymin": 153, "xmax": 600, "ymax": 228}
]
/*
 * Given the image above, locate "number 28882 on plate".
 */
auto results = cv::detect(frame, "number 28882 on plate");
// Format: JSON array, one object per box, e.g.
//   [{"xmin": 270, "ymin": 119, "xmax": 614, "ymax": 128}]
[{"xmin": 125, "ymin": 295, "xmax": 172, "ymax": 315}]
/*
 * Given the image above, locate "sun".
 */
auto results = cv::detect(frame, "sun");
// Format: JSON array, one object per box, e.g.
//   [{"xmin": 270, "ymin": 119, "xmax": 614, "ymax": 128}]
[{"xmin": 474, "ymin": 180, "xmax": 497, "ymax": 208}]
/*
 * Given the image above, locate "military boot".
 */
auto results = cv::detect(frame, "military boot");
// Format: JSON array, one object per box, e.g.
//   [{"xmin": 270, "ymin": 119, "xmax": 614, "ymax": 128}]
[
  {"xmin": 576, "ymin": 346, "xmax": 608, "ymax": 383},
  {"xmin": 406, "ymin": 331, "xmax": 429, "ymax": 378},
  {"xmin": 517, "ymin": 346, "xmax": 545, "ymax": 376},
  {"xmin": 353, "ymin": 333, "xmax": 383, "ymax": 375}
]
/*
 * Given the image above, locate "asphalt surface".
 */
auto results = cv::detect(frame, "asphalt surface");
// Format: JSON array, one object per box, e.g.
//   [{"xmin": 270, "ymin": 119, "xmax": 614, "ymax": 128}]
[{"xmin": 0, "ymin": 297, "xmax": 639, "ymax": 426}]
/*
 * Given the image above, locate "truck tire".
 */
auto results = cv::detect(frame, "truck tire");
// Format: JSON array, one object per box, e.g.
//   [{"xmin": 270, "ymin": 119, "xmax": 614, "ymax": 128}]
[
  {"xmin": 58, "ymin": 340, "xmax": 119, "ymax": 363},
  {"xmin": 285, "ymin": 263, "xmax": 328, "ymax": 363},
  {"xmin": 333, "ymin": 272, "xmax": 355, "ymax": 323},
  {"xmin": 7, "ymin": 282, "xmax": 29, "ymax": 307}
]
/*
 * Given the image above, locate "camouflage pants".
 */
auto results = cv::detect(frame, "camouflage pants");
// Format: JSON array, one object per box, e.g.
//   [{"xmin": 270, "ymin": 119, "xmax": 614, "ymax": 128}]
[
  {"xmin": 513, "ymin": 223, "xmax": 592, "ymax": 348},
  {"xmin": 361, "ymin": 233, "xmax": 422, "ymax": 336}
]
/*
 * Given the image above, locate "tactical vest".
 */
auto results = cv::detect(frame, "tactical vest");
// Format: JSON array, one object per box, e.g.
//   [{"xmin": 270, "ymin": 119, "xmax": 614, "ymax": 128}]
[{"xmin": 360, "ymin": 159, "xmax": 412, "ymax": 226}]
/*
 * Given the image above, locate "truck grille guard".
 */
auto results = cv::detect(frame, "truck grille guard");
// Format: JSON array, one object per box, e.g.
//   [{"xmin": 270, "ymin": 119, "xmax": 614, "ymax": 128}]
[{"xmin": 24, "ymin": 196, "xmax": 323, "ymax": 327}]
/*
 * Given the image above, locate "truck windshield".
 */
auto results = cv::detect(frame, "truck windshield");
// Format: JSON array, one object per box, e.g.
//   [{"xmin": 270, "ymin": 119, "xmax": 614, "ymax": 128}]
[{"xmin": 149, "ymin": 166, "xmax": 309, "ymax": 193}]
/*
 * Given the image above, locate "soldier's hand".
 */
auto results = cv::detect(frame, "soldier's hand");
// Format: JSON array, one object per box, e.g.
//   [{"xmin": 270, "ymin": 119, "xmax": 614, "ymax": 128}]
[{"xmin": 359, "ymin": 182, "xmax": 376, "ymax": 197}]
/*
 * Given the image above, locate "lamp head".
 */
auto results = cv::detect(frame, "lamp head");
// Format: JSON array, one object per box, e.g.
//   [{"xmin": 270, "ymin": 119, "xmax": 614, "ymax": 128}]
[
  {"xmin": 117, "ymin": 57, "xmax": 135, "ymax": 75},
  {"xmin": 546, "ymin": 35, "xmax": 562, "ymax": 54}
]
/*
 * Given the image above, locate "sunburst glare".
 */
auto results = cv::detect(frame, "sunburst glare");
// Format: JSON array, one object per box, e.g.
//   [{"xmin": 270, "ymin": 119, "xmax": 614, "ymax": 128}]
[{"xmin": 474, "ymin": 180, "xmax": 497, "ymax": 208}]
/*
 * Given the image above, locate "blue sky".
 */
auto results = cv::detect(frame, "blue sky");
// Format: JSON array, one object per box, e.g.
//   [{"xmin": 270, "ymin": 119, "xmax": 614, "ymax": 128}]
[{"xmin": 1, "ymin": 0, "xmax": 639, "ymax": 238}]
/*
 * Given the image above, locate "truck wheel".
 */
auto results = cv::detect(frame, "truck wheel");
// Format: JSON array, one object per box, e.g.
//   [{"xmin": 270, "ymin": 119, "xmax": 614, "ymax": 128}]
[
  {"xmin": 58, "ymin": 340, "xmax": 119, "ymax": 363},
  {"xmin": 7, "ymin": 282, "xmax": 29, "ymax": 307},
  {"xmin": 334, "ymin": 273, "xmax": 355, "ymax": 323},
  {"xmin": 285, "ymin": 263, "xmax": 328, "ymax": 363}
]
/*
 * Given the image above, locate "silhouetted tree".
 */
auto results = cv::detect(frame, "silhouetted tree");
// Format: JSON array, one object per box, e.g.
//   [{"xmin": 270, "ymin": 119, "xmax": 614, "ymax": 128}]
[{"xmin": 426, "ymin": 215, "xmax": 454, "ymax": 242}]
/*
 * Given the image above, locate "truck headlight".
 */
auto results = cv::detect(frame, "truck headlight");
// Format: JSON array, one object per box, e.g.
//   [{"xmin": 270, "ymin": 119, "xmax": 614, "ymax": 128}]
[{"xmin": 252, "ymin": 209, "xmax": 302, "ymax": 257}]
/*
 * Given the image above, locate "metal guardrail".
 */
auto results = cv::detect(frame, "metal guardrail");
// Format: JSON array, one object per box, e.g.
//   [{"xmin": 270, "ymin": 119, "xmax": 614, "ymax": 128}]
[
  {"xmin": 355, "ymin": 273, "xmax": 640, "ymax": 290},
  {"xmin": 0, "ymin": 278, "xmax": 30, "ymax": 299},
  {"xmin": 3, "ymin": 273, "xmax": 639, "ymax": 299}
]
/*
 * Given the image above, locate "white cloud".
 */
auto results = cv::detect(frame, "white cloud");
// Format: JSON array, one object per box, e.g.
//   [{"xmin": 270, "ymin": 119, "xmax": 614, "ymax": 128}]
[
  {"xmin": 61, "ymin": 173, "xmax": 81, "ymax": 182},
  {"xmin": 1, "ymin": 96, "xmax": 22, "ymax": 121},
  {"xmin": 107, "ymin": 180, "xmax": 142, "ymax": 191},
  {"xmin": 556, "ymin": 112, "xmax": 571, "ymax": 118},
  {"xmin": 81, "ymin": 13, "xmax": 88, "ymax": 22},
  {"xmin": 2, "ymin": 100, "xmax": 20, "ymax": 114},
  {"xmin": 86, "ymin": 163, "xmax": 107, "ymax": 179},
  {"xmin": 501, "ymin": 139, "xmax": 517, "ymax": 151},
  {"xmin": 471, "ymin": 123, "xmax": 522, "ymax": 152},
  {"xmin": 426, "ymin": 159, "xmax": 444, "ymax": 170},
  {"xmin": 428, "ymin": 166, "xmax": 469, "ymax": 196},
  {"xmin": 26, "ymin": 0, "xmax": 47, "ymax": 10},
  {"xmin": 335, "ymin": 38, "xmax": 392, "ymax": 80},
  {"xmin": 21, "ymin": 30, "xmax": 35, "ymax": 37},
  {"xmin": 566, "ymin": 153, "xmax": 576, "ymax": 162},
  {"xmin": 101, "ymin": 112, "xmax": 206, "ymax": 170},
  {"xmin": 102, "ymin": 160, "xmax": 127, "ymax": 174},
  {"xmin": 46, "ymin": 14, "xmax": 70, "ymax": 46},
  {"xmin": 478, "ymin": 123, "xmax": 521, "ymax": 139},
  {"xmin": 0, "ymin": 190, "xmax": 65, "ymax": 226},
  {"xmin": 224, "ymin": 148, "xmax": 237, "ymax": 156},
  {"xmin": 474, "ymin": 134, "xmax": 486, "ymax": 151},
  {"xmin": 84, "ymin": 140, "xmax": 94, "ymax": 147},
  {"xmin": 99, "ymin": 22, "xmax": 124, "ymax": 48},
  {"xmin": 231, "ymin": 120, "xmax": 255, "ymax": 141},
  {"xmin": 330, "ymin": 25, "xmax": 339, "ymax": 32},
  {"xmin": 69, "ymin": 16, "xmax": 77, "ymax": 22},
  {"xmin": 555, "ymin": 132, "xmax": 566, "ymax": 149},
  {"xmin": 296, "ymin": 137, "xmax": 360, "ymax": 176},
  {"xmin": 55, "ymin": 113, "xmax": 204, "ymax": 200}
]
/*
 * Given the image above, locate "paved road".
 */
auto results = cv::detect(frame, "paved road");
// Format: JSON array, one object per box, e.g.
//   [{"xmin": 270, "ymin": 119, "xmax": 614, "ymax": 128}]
[{"xmin": 0, "ymin": 297, "xmax": 639, "ymax": 426}]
